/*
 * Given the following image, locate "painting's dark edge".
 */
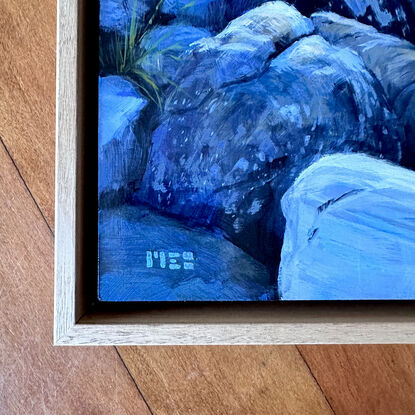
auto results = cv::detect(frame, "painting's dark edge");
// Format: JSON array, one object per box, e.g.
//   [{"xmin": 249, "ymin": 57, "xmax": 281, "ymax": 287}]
[{"xmin": 83, "ymin": 0, "xmax": 100, "ymax": 313}]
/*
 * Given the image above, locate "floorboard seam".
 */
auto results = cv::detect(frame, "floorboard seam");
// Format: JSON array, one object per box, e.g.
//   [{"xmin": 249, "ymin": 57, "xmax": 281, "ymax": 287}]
[
  {"xmin": 0, "ymin": 135, "xmax": 54, "ymax": 236},
  {"xmin": 115, "ymin": 347, "xmax": 155, "ymax": 415},
  {"xmin": 296, "ymin": 346, "xmax": 337, "ymax": 415}
]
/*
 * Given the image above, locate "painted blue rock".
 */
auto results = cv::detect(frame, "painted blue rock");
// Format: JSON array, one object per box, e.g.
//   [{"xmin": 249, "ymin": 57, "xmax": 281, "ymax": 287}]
[
  {"xmin": 99, "ymin": 0, "xmax": 154, "ymax": 35},
  {"xmin": 138, "ymin": 34, "xmax": 403, "ymax": 264},
  {"xmin": 98, "ymin": 206, "xmax": 273, "ymax": 301},
  {"xmin": 286, "ymin": 0, "xmax": 415, "ymax": 43},
  {"xmin": 100, "ymin": 0, "xmax": 415, "ymax": 42},
  {"xmin": 166, "ymin": 1, "xmax": 314, "ymax": 110},
  {"xmin": 98, "ymin": 76, "xmax": 148, "ymax": 204},
  {"xmin": 224, "ymin": 0, "xmax": 269, "ymax": 22},
  {"xmin": 278, "ymin": 154, "xmax": 415, "ymax": 300},
  {"xmin": 161, "ymin": 0, "xmax": 226, "ymax": 31},
  {"xmin": 313, "ymin": 12, "xmax": 415, "ymax": 101},
  {"xmin": 395, "ymin": 83, "xmax": 415, "ymax": 166},
  {"xmin": 160, "ymin": 0, "xmax": 415, "ymax": 39},
  {"xmin": 313, "ymin": 12, "xmax": 415, "ymax": 167},
  {"xmin": 139, "ymin": 24, "xmax": 211, "ymax": 87},
  {"xmin": 161, "ymin": 0, "xmax": 287, "ymax": 32},
  {"xmin": 334, "ymin": 0, "xmax": 415, "ymax": 43}
]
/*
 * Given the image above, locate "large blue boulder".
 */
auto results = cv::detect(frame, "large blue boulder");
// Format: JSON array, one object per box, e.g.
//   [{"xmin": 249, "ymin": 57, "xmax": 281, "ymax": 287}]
[
  {"xmin": 100, "ymin": 0, "xmax": 267, "ymax": 35},
  {"xmin": 160, "ymin": 0, "xmax": 276, "ymax": 32},
  {"xmin": 333, "ymin": 0, "xmax": 415, "ymax": 43},
  {"xmin": 289, "ymin": 0, "xmax": 415, "ymax": 43},
  {"xmin": 98, "ymin": 206, "xmax": 273, "ymax": 301},
  {"xmin": 100, "ymin": 0, "xmax": 415, "ymax": 42},
  {"xmin": 165, "ymin": 1, "xmax": 314, "ymax": 111},
  {"xmin": 139, "ymin": 24, "xmax": 211, "ymax": 87},
  {"xmin": 137, "ymin": 33, "xmax": 403, "ymax": 265},
  {"xmin": 99, "ymin": 0, "xmax": 155, "ymax": 35},
  {"xmin": 98, "ymin": 76, "xmax": 148, "ymax": 204},
  {"xmin": 313, "ymin": 12, "xmax": 415, "ymax": 167},
  {"xmin": 161, "ymin": 0, "xmax": 227, "ymax": 31},
  {"xmin": 313, "ymin": 13, "xmax": 415, "ymax": 101},
  {"xmin": 278, "ymin": 154, "xmax": 415, "ymax": 300},
  {"xmin": 395, "ymin": 83, "xmax": 415, "ymax": 167}
]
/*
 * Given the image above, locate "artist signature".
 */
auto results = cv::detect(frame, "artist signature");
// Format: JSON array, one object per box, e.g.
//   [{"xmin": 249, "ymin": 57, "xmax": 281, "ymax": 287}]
[{"xmin": 146, "ymin": 251, "xmax": 195, "ymax": 270}]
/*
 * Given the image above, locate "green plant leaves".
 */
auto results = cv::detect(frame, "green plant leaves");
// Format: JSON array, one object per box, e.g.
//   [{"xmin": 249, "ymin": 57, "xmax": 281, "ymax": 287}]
[{"xmin": 100, "ymin": 0, "xmax": 175, "ymax": 110}]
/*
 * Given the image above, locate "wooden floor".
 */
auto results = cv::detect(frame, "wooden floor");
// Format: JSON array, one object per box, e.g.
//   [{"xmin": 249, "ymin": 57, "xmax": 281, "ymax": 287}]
[{"xmin": 1, "ymin": 1, "xmax": 415, "ymax": 414}]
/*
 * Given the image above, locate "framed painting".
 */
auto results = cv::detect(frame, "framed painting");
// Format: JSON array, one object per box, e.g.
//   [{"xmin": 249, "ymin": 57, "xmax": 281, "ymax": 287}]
[{"xmin": 55, "ymin": 0, "xmax": 415, "ymax": 345}]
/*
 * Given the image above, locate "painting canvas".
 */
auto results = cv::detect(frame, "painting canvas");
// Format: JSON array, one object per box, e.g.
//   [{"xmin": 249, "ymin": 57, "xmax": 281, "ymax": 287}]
[{"xmin": 98, "ymin": 0, "xmax": 415, "ymax": 302}]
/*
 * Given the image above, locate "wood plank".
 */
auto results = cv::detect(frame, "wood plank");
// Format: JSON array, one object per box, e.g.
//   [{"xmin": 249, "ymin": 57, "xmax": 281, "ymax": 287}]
[
  {"xmin": 0, "ymin": 0, "xmax": 56, "ymax": 226},
  {"xmin": 299, "ymin": 345, "xmax": 415, "ymax": 415},
  {"xmin": 119, "ymin": 346, "xmax": 334, "ymax": 415},
  {"xmin": 0, "ymin": 142, "xmax": 151, "ymax": 415}
]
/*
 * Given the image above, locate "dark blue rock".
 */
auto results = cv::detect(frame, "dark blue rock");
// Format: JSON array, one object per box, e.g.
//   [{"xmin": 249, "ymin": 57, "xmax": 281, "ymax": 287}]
[
  {"xmin": 160, "ymin": 0, "xmax": 272, "ymax": 32},
  {"xmin": 165, "ymin": 1, "xmax": 314, "ymax": 111},
  {"xmin": 139, "ymin": 24, "xmax": 211, "ymax": 87},
  {"xmin": 223, "ymin": 0, "xmax": 268, "ymax": 22},
  {"xmin": 290, "ymin": 0, "xmax": 415, "ymax": 43},
  {"xmin": 313, "ymin": 12, "xmax": 415, "ymax": 100},
  {"xmin": 99, "ymin": 0, "xmax": 155, "ymax": 35},
  {"xmin": 395, "ymin": 83, "xmax": 415, "ymax": 167},
  {"xmin": 98, "ymin": 206, "xmax": 273, "ymax": 301},
  {"xmin": 335, "ymin": 0, "xmax": 415, "ymax": 43},
  {"xmin": 160, "ymin": 0, "xmax": 317, "ymax": 33},
  {"xmin": 313, "ymin": 12, "xmax": 415, "ymax": 168},
  {"xmin": 161, "ymin": 0, "xmax": 227, "ymax": 31},
  {"xmin": 98, "ymin": 76, "xmax": 148, "ymax": 204},
  {"xmin": 137, "ymin": 34, "xmax": 403, "ymax": 266},
  {"xmin": 278, "ymin": 154, "xmax": 415, "ymax": 300},
  {"xmin": 100, "ymin": 0, "xmax": 415, "ymax": 43}
]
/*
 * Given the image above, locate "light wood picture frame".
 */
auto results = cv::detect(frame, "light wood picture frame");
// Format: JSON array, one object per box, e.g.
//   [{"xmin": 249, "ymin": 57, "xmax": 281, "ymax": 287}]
[{"xmin": 54, "ymin": 0, "xmax": 415, "ymax": 345}]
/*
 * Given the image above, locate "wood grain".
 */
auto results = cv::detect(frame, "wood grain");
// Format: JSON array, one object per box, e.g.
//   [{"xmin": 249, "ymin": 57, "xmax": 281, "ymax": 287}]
[
  {"xmin": 0, "ymin": 141, "xmax": 151, "ymax": 415},
  {"xmin": 54, "ymin": 0, "xmax": 86, "ymax": 340},
  {"xmin": 0, "ymin": 0, "xmax": 56, "ymax": 227},
  {"xmin": 119, "ymin": 346, "xmax": 334, "ymax": 415},
  {"xmin": 299, "ymin": 345, "xmax": 415, "ymax": 415}
]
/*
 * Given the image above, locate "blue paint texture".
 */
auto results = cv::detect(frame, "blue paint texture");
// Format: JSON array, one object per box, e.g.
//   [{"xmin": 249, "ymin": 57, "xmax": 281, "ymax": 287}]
[
  {"xmin": 98, "ymin": 0, "xmax": 415, "ymax": 301},
  {"xmin": 98, "ymin": 76, "xmax": 147, "ymax": 200},
  {"xmin": 139, "ymin": 24, "xmax": 211, "ymax": 86},
  {"xmin": 278, "ymin": 154, "xmax": 415, "ymax": 300},
  {"xmin": 98, "ymin": 206, "xmax": 273, "ymax": 301}
]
